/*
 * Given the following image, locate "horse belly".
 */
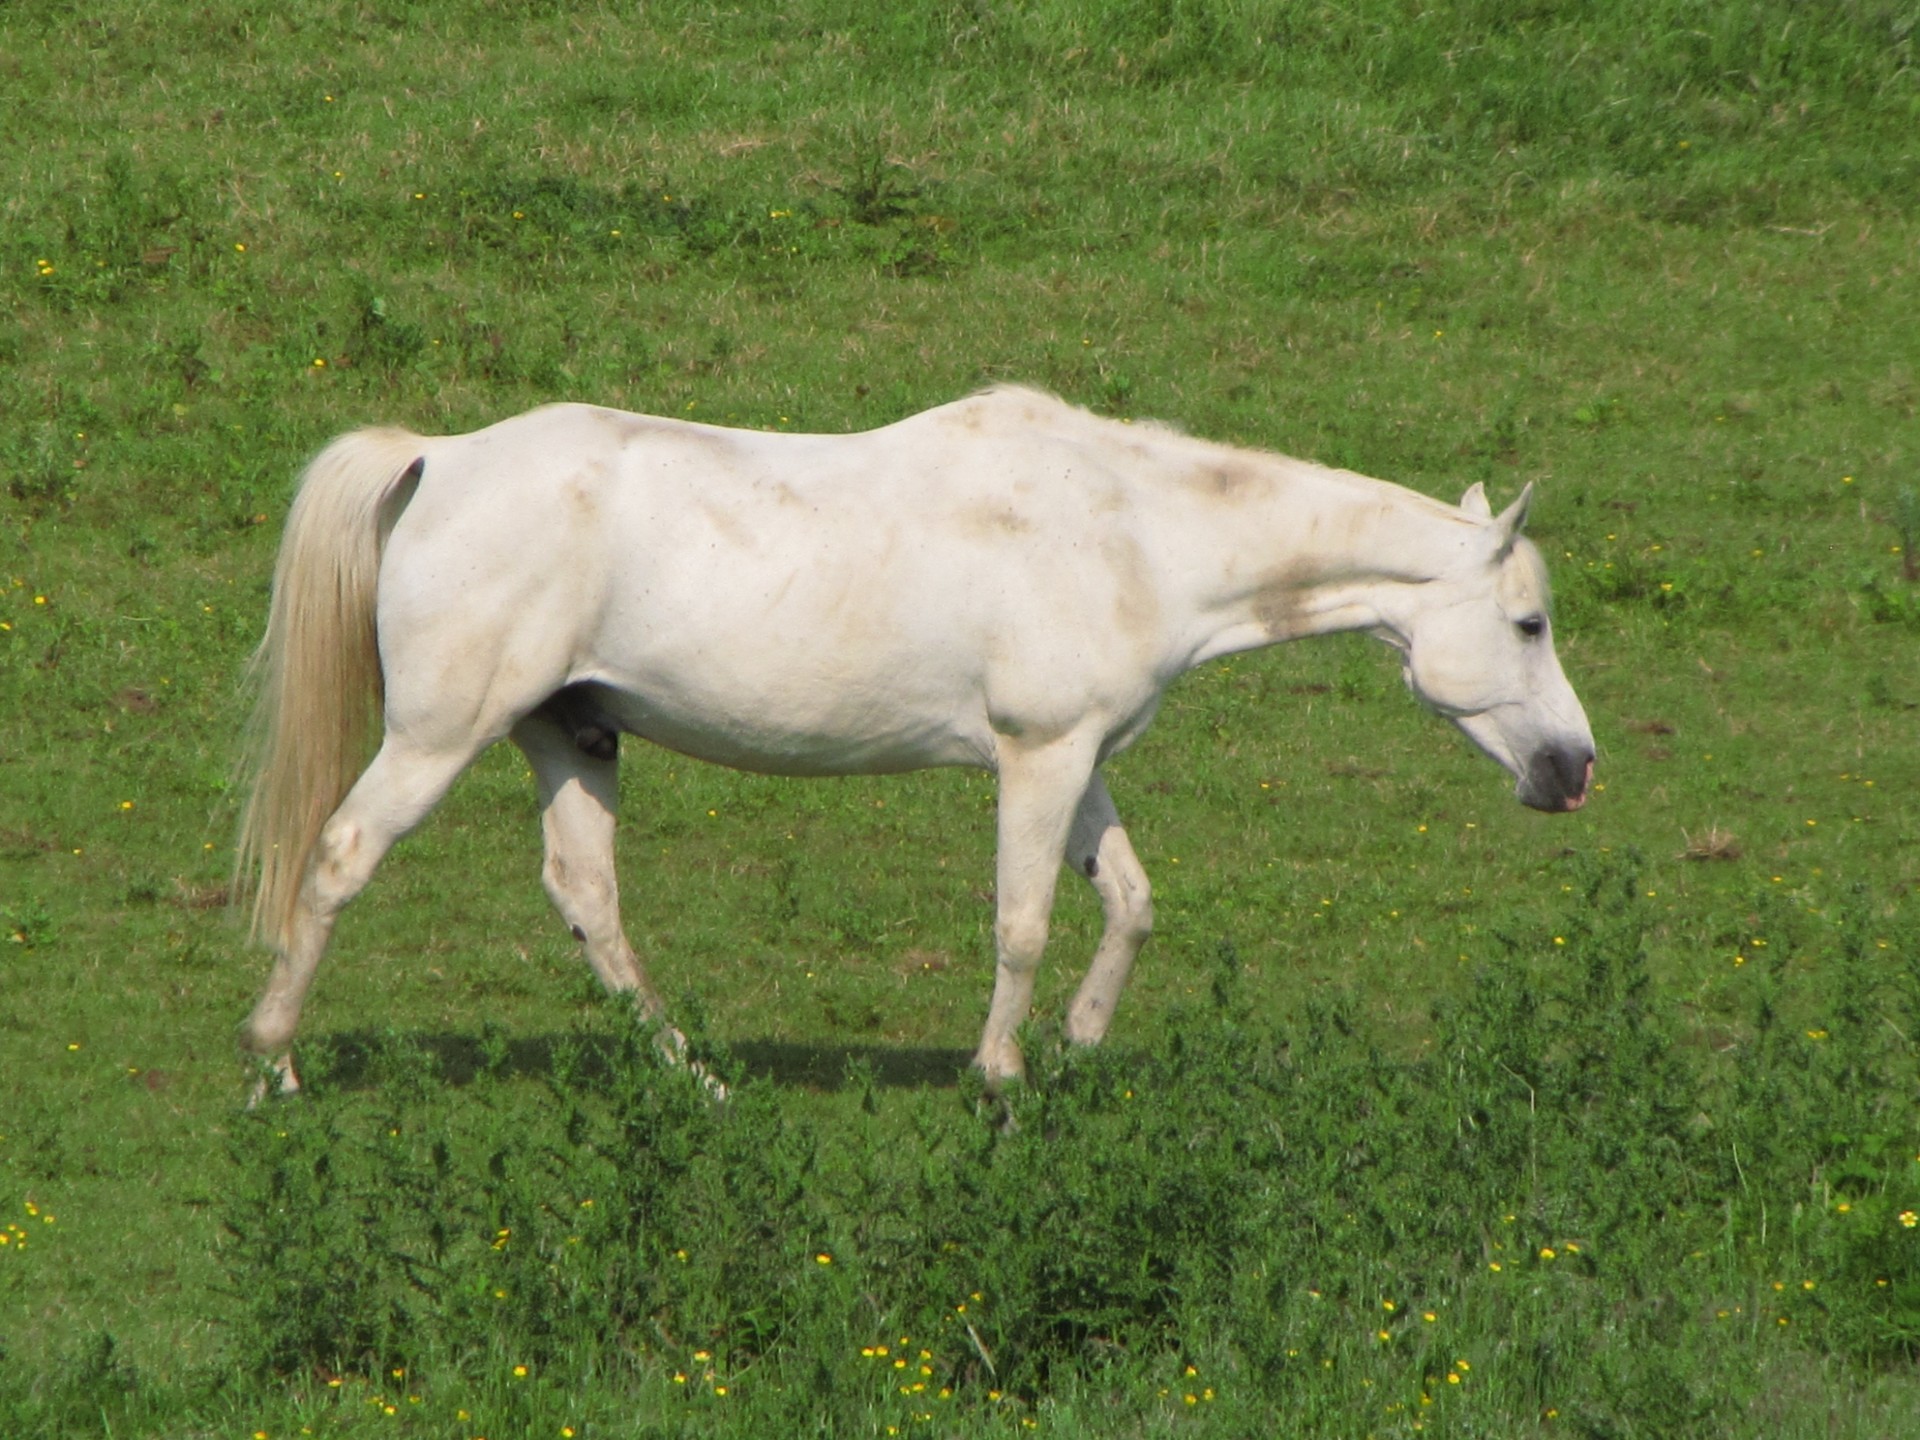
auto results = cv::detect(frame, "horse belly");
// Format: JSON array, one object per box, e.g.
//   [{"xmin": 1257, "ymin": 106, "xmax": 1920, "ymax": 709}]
[{"xmin": 589, "ymin": 663, "xmax": 995, "ymax": 776}]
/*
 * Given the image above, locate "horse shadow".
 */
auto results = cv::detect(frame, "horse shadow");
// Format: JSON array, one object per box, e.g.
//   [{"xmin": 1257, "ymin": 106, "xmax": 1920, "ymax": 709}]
[{"xmin": 305, "ymin": 1029, "xmax": 976, "ymax": 1094}]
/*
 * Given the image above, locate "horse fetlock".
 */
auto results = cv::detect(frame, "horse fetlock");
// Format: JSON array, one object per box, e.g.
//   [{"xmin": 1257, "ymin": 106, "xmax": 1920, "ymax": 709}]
[
  {"xmin": 1065, "ymin": 996, "xmax": 1116, "ymax": 1046},
  {"xmin": 243, "ymin": 1051, "xmax": 302, "ymax": 1109},
  {"xmin": 974, "ymin": 1040, "xmax": 1026, "ymax": 1095}
]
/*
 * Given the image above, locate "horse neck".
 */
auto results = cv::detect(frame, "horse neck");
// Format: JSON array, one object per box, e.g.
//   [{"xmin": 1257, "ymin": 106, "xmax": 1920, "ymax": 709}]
[{"xmin": 1169, "ymin": 449, "xmax": 1477, "ymax": 665}]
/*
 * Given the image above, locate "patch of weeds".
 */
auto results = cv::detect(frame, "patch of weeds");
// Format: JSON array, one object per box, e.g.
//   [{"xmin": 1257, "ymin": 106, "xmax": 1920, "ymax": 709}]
[
  {"xmin": 1, "ymin": 900, "xmax": 53, "ymax": 949},
  {"xmin": 214, "ymin": 866, "xmax": 1920, "ymax": 1429},
  {"xmin": 831, "ymin": 147, "xmax": 923, "ymax": 228},
  {"xmin": 1, "ymin": 423, "xmax": 84, "ymax": 511},
  {"xmin": 351, "ymin": 287, "xmax": 426, "ymax": 373}
]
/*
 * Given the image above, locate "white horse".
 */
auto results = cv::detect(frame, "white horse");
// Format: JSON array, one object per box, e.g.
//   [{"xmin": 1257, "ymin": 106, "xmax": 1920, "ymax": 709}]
[{"xmin": 235, "ymin": 387, "xmax": 1593, "ymax": 1096}]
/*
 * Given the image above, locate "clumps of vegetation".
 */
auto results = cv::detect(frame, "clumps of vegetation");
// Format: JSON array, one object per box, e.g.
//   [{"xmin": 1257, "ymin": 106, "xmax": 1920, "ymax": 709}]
[{"xmin": 84, "ymin": 860, "xmax": 1901, "ymax": 1436}]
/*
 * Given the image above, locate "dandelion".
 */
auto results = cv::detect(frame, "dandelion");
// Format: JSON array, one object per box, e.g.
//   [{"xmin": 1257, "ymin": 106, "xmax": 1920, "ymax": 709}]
[
  {"xmin": 1540, "ymin": 1247, "xmax": 1556, "ymax": 1261},
  {"xmin": 1901, "ymin": 1211, "xmax": 1918, "ymax": 1228},
  {"xmin": 513, "ymin": 1364, "xmax": 528, "ymax": 1378},
  {"xmin": 816, "ymin": 1251, "xmax": 832, "ymax": 1265}
]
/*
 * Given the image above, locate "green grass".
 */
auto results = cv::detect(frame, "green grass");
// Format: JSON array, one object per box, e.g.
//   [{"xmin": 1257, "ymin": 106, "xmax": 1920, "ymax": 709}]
[{"xmin": 4, "ymin": 0, "xmax": 1920, "ymax": 1434}]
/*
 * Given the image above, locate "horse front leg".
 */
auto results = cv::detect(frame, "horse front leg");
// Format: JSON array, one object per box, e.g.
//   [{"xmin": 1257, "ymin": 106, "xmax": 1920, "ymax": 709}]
[
  {"xmin": 1061, "ymin": 773, "xmax": 1154, "ymax": 1047},
  {"xmin": 974, "ymin": 731, "xmax": 1101, "ymax": 1092}
]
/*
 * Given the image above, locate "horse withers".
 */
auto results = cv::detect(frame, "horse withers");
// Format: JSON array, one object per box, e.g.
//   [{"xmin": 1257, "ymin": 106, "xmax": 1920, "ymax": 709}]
[{"xmin": 235, "ymin": 388, "xmax": 1593, "ymax": 1096}]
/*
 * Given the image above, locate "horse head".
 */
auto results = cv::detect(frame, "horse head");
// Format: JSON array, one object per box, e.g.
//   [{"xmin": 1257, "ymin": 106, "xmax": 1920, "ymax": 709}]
[{"xmin": 1384, "ymin": 483, "xmax": 1595, "ymax": 813}]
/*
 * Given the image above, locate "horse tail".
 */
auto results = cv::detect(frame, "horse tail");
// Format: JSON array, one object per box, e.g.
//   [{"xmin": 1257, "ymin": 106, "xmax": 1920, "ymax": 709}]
[{"xmin": 234, "ymin": 428, "xmax": 427, "ymax": 949}]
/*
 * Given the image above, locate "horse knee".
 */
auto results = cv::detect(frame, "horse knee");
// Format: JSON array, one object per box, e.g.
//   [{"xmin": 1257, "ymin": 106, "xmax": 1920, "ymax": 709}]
[
  {"xmin": 995, "ymin": 911, "xmax": 1051, "ymax": 972},
  {"xmin": 1094, "ymin": 860, "xmax": 1152, "ymax": 945}
]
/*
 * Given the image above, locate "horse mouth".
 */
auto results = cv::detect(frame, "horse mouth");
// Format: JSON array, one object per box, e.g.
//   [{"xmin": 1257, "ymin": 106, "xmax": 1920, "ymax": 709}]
[{"xmin": 1521, "ymin": 750, "xmax": 1594, "ymax": 813}]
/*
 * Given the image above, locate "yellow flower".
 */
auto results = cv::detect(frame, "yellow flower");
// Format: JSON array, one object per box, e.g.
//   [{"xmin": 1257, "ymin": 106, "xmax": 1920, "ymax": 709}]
[
  {"xmin": 1901, "ymin": 1211, "xmax": 1918, "ymax": 1228},
  {"xmin": 513, "ymin": 1364, "xmax": 528, "ymax": 1377}
]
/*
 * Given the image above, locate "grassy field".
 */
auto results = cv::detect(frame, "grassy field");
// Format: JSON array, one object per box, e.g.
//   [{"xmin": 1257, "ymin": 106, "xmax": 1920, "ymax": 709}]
[{"xmin": 4, "ymin": 0, "xmax": 1920, "ymax": 1434}]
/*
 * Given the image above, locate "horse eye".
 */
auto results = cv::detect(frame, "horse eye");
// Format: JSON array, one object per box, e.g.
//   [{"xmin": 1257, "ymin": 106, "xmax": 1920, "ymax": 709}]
[{"xmin": 1517, "ymin": 615, "xmax": 1546, "ymax": 639}]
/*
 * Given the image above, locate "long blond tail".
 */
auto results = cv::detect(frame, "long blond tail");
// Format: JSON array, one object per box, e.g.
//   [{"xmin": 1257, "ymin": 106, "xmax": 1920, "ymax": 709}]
[{"xmin": 234, "ymin": 428, "xmax": 427, "ymax": 949}]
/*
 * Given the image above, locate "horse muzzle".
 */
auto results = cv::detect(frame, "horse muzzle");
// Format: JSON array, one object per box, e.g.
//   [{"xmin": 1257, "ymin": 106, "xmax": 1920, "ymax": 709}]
[{"xmin": 1519, "ymin": 744, "xmax": 1594, "ymax": 813}]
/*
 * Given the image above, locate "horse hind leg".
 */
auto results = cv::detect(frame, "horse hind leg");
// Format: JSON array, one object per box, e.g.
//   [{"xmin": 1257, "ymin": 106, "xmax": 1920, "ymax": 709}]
[
  {"xmin": 511, "ymin": 709, "xmax": 657, "ymax": 998},
  {"xmin": 1061, "ymin": 773, "xmax": 1154, "ymax": 1048},
  {"xmin": 242, "ymin": 735, "xmax": 478, "ymax": 1098},
  {"xmin": 512, "ymin": 711, "xmax": 728, "ymax": 1093}
]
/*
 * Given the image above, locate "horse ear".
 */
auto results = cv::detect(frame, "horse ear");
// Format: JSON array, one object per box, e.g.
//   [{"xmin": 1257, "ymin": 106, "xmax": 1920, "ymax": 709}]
[
  {"xmin": 1459, "ymin": 481, "xmax": 1492, "ymax": 519},
  {"xmin": 1492, "ymin": 482, "xmax": 1535, "ymax": 556}
]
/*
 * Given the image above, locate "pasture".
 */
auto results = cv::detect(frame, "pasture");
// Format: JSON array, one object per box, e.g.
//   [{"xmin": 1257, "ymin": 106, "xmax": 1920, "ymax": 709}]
[{"xmin": 3, "ymin": 1, "xmax": 1919, "ymax": 1434}]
